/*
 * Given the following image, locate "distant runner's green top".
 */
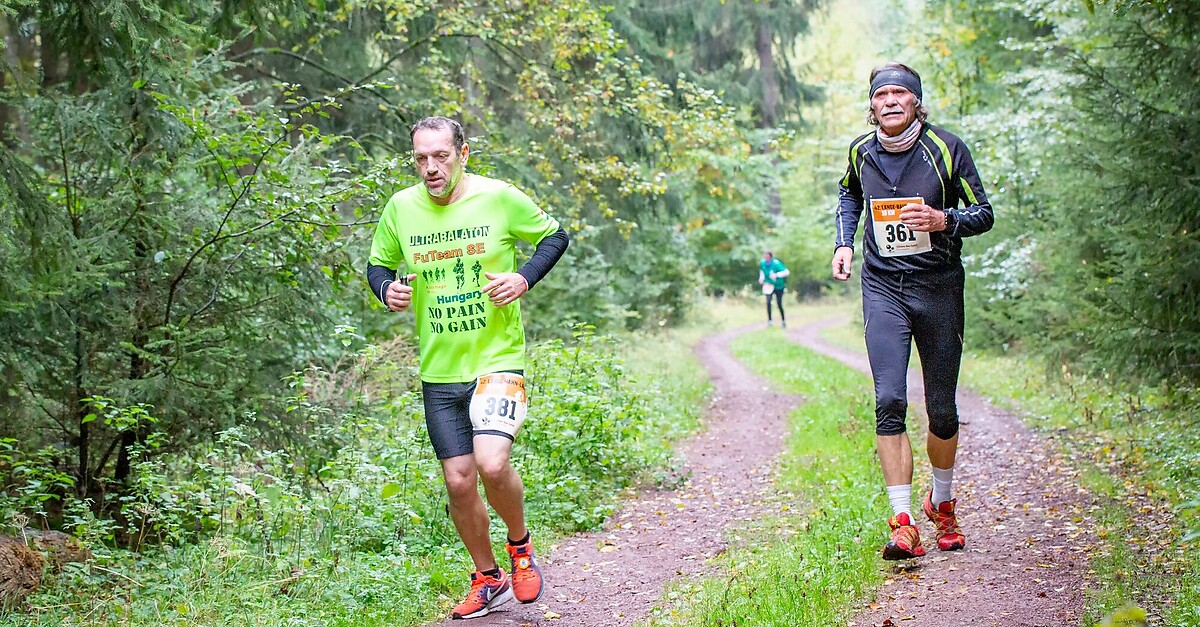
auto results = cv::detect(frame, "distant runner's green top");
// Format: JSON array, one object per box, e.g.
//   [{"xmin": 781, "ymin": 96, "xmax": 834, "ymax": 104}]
[
  {"xmin": 759, "ymin": 258, "xmax": 788, "ymax": 291},
  {"xmin": 369, "ymin": 175, "xmax": 560, "ymax": 382}
]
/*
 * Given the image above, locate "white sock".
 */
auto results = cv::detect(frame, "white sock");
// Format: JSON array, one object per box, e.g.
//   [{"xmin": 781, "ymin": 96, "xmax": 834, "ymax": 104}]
[
  {"xmin": 886, "ymin": 484, "xmax": 912, "ymax": 518},
  {"xmin": 931, "ymin": 465, "xmax": 954, "ymax": 506}
]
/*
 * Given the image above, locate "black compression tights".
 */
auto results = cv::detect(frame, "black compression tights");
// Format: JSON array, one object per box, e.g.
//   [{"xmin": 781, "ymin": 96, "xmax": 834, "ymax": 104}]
[
  {"xmin": 862, "ymin": 269, "xmax": 964, "ymax": 440},
  {"xmin": 765, "ymin": 290, "xmax": 785, "ymax": 321}
]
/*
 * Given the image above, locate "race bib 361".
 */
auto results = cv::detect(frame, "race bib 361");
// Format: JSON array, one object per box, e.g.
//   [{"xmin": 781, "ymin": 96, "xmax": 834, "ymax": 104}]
[{"xmin": 871, "ymin": 197, "xmax": 932, "ymax": 257}]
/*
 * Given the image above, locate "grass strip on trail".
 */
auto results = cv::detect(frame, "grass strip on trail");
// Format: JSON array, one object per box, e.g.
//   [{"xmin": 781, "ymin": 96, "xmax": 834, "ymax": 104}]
[
  {"xmin": 649, "ymin": 326, "xmax": 887, "ymax": 626},
  {"xmin": 819, "ymin": 312, "xmax": 1200, "ymax": 625},
  {"xmin": 958, "ymin": 354, "xmax": 1200, "ymax": 627}
]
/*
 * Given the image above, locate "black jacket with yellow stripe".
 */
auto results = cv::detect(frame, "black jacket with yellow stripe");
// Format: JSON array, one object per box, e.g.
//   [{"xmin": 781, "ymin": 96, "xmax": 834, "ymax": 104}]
[{"xmin": 834, "ymin": 123, "xmax": 994, "ymax": 275}]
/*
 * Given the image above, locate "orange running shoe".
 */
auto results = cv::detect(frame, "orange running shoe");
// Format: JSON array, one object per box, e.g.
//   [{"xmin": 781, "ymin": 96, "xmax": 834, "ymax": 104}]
[
  {"xmin": 451, "ymin": 569, "xmax": 514, "ymax": 620},
  {"xmin": 882, "ymin": 512, "xmax": 927, "ymax": 560},
  {"xmin": 923, "ymin": 492, "xmax": 966, "ymax": 551},
  {"xmin": 506, "ymin": 537, "xmax": 545, "ymax": 603}
]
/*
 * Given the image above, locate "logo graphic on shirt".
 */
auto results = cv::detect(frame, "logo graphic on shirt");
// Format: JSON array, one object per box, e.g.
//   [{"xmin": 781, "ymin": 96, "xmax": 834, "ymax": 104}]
[
  {"xmin": 454, "ymin": 258, "xmax": 465, "ymax": 289},
  {"xmin": 408, "ymin": 222, "xmax": 499, "ymax": 337}
]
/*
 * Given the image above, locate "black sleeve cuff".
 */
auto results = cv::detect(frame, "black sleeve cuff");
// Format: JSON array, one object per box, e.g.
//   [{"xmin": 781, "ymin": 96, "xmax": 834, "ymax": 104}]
[
  {"xmin": 366, "ymin": 263, "xmax": 397, "ymax": 306},
  {"xmin": 943, "ymin": 210, "xmax": 958, "ymax": 236},
  {"xmin": 517, "ymin": 227, "xmax": 569, "ymax": 290}
]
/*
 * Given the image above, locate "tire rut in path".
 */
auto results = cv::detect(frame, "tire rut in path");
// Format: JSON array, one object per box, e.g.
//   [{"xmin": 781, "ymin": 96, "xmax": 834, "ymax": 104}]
[
  {"xmin": 426, "ymin": 323, "xmax": 799, "ymax": 626},
  {"xmin": 788, "ymin": 317, "xmax": 1093, "ymax": 627}
]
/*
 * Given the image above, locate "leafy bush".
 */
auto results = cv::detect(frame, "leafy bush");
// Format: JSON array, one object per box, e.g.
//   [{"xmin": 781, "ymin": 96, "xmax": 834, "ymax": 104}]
[
  {"xmin": 4, "ymin": 323, "xmax": 703, "ymax": 625},
  {"xmin": 0, "ymin": 439, "xmax": 76, "ymax": 534},
  {"xmin": 521, "ymin": 328, "xmax": 680, "ymax": 529}
]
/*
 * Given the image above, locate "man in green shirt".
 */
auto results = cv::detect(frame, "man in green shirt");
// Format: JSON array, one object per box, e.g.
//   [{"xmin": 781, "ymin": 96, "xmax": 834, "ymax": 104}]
[
  {"xmin": 366, "ymin": 116, "xmax": 569, "ymax": 619},
  {"xmin": 758, "ymin": 251, "xmax": 790, "ymax": 328}
]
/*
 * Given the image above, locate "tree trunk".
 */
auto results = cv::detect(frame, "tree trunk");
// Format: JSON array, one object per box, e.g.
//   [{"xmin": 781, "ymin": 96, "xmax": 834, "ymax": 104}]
[
  {"xmin": 755, "ymin": 10, "xmax": 783, "ymax": 215},
  {"xmin": 7, "ymin": 13, "xmax": 35, "ymax": 147},
  {"xmin": 75, "ymin": 325, "xmax": 88, "ymax": 499},
  {"xmin": 112, "ymin": 431, "xmax": 137, "ymax": 484},
  {"xmin": 0, "ymin": 19, "xmax": 9, "ymax": 148},
  {"xmin": 39, "ymin": 0, "xmax": 62, "ymax": 87},
  {"xmin": 56, "ymin": 98, "xmax": 93, "ymax": 500},
  {"xmin": 461, "ymin": 49, "xmax": 487, "ymax": 129},
  {"xmin": 228, "ymin": 33, "xmax": 257, "ymax": 106},
  {"xmin": 115, "ymin": 92, "xmax": 152, "ymax": 490},
  {"xmin": 755, "ymin": 13, "xmax": 780, "ymax": 129},
  {"xmin": 9, "ymin": 14, "xmax": 34, "ymax": 79}
]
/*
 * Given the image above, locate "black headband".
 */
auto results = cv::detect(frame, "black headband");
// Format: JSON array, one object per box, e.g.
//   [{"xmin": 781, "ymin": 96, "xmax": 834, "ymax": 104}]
[{"xmin": 869, "ymin": 69, "xmax": 923, "ymax": 101}]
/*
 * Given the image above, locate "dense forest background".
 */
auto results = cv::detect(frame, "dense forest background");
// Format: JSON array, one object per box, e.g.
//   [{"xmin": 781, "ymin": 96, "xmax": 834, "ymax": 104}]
[{"xmin": 0, "ymin": 0, "xmax": 1196, "ymax": 623}]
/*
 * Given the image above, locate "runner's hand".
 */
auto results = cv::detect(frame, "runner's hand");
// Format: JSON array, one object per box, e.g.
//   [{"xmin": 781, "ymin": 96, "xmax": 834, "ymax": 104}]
[
  {"xmin": 900, "ymin": 203, "xmax": 947, "ymax": 232},
  {"xmin": 385, "ymin": 275, "xmax": 417, "ymax": 311},
  {"xmin": 832, "ymin": 247, "xmax": 853, "ymax": 281},
  {"xmin": 482, "ymin": 272, "xmax": 528, "ymax": 307}
]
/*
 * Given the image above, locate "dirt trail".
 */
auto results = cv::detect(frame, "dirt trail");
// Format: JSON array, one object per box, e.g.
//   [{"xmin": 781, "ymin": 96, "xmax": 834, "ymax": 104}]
[
  {"xmin": 426, "ymin": 316, "xmax": 1093, "ymax": 627},
  {"xmin": 788, "ymin": 317, "xmax": 1093, "ymax": 627},
  {"xmin": 427, "ymin": 323, "xmax": 799, "ymax": 626}
]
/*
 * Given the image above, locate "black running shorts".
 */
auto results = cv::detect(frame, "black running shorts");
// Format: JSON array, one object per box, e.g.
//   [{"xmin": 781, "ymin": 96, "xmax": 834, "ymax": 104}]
[{"xmin": 421, "ymin": 370, "xmax": 524, "ymax": 460}]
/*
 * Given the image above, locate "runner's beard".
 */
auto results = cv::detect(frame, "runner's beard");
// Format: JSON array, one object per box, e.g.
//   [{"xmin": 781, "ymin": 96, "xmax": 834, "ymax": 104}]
[{"xmin": 426, "ymin": 166, "xmax": 464, "ymax": 199}]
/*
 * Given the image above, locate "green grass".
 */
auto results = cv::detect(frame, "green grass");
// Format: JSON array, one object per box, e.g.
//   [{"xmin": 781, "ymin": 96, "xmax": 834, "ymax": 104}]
[
  {"xmin": 958, "ymin": 353, "xmax": 1200, "ymax": 626},
  {"xmin": 737, "ymin": 292, "xmax": 858, "ymax": 330},
  {"xmin": 647, "ymin": 317, "xmax": 889, "ymax": 626},
  {"xmin": 816, "ymin": 305, "xmax": 864, "ymax": 353},
  {"xmin": 819, "ymin": 305, "xmax": 1200, "ymax": 625},
  {"xmin": 4, "ymin": 542, "xmax": 453, "ymax": 626},
  {"xmin": 1, "ymin": 310, "xmax": 721, "ymax": 627},
  {"xmin": 12, "ymin": 297, "xmax": 1193, "ymax": 626}
]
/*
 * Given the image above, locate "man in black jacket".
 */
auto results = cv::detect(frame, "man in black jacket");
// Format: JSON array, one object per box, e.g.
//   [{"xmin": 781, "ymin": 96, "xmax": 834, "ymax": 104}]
[{"xmin": 831, "ymin": 62, "xmax": 994, "ymax": 560}]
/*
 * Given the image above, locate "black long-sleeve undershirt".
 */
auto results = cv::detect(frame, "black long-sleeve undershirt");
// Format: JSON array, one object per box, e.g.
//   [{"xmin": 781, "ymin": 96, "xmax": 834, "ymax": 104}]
[
  {"xmin": 366, "ymin": 226, "xmax": 569, "ymax": 307},
  {"xmin": 366, "ymin": 263, "xmax": 400, "ymax": 306}
]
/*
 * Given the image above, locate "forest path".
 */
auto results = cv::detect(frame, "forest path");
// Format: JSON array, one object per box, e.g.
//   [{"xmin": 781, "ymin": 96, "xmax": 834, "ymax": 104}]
[
  {"xmin": 787, "ymin": 317, "xmax": 1092, "ymax": 627},
  {"xmin": 427, "ymin": 314, "xmax": 1093, "ymax": 626},
  {"xmin": 427, "ymin": 322, "xmax": 799, "ymax": 626}
]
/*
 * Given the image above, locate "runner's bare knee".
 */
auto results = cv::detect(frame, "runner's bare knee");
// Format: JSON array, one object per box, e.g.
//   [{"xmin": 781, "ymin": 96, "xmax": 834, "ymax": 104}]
[
  {"xmin": 443, "ymin": 460, "xmax": 479, "ymax": 499},
  {"xmin": 475, "ymin": 455, "xmax": 511, "ymax": 483}
]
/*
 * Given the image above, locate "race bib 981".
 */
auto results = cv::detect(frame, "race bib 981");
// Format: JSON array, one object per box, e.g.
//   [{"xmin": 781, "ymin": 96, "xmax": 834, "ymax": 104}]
[
  {"xmin": 871, "ymin": 197, "xmax": 931, "ymax": 257},
  {"xmin": 468, "ymin": 373, "xmax": 528, "ymax": 438}
]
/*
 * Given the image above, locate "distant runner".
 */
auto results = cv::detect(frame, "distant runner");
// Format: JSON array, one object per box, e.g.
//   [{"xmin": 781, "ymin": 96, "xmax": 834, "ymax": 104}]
[
  {"xmin": 831, "ymin": 63, "xmax": 994, "ymax": 559},
  {"xmin": 366, "ymin": 116, "xmax": 569, "ymax": 618},
  {"xmin": 758, "ymin": 251, "xmax": 791, "ymax": 328}
]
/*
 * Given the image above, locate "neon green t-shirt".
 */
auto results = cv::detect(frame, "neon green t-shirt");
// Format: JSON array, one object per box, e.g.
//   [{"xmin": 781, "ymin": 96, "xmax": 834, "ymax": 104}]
[{"xmin": 369, "ymin": 175, "xmax": 560, "ymax": 383}]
